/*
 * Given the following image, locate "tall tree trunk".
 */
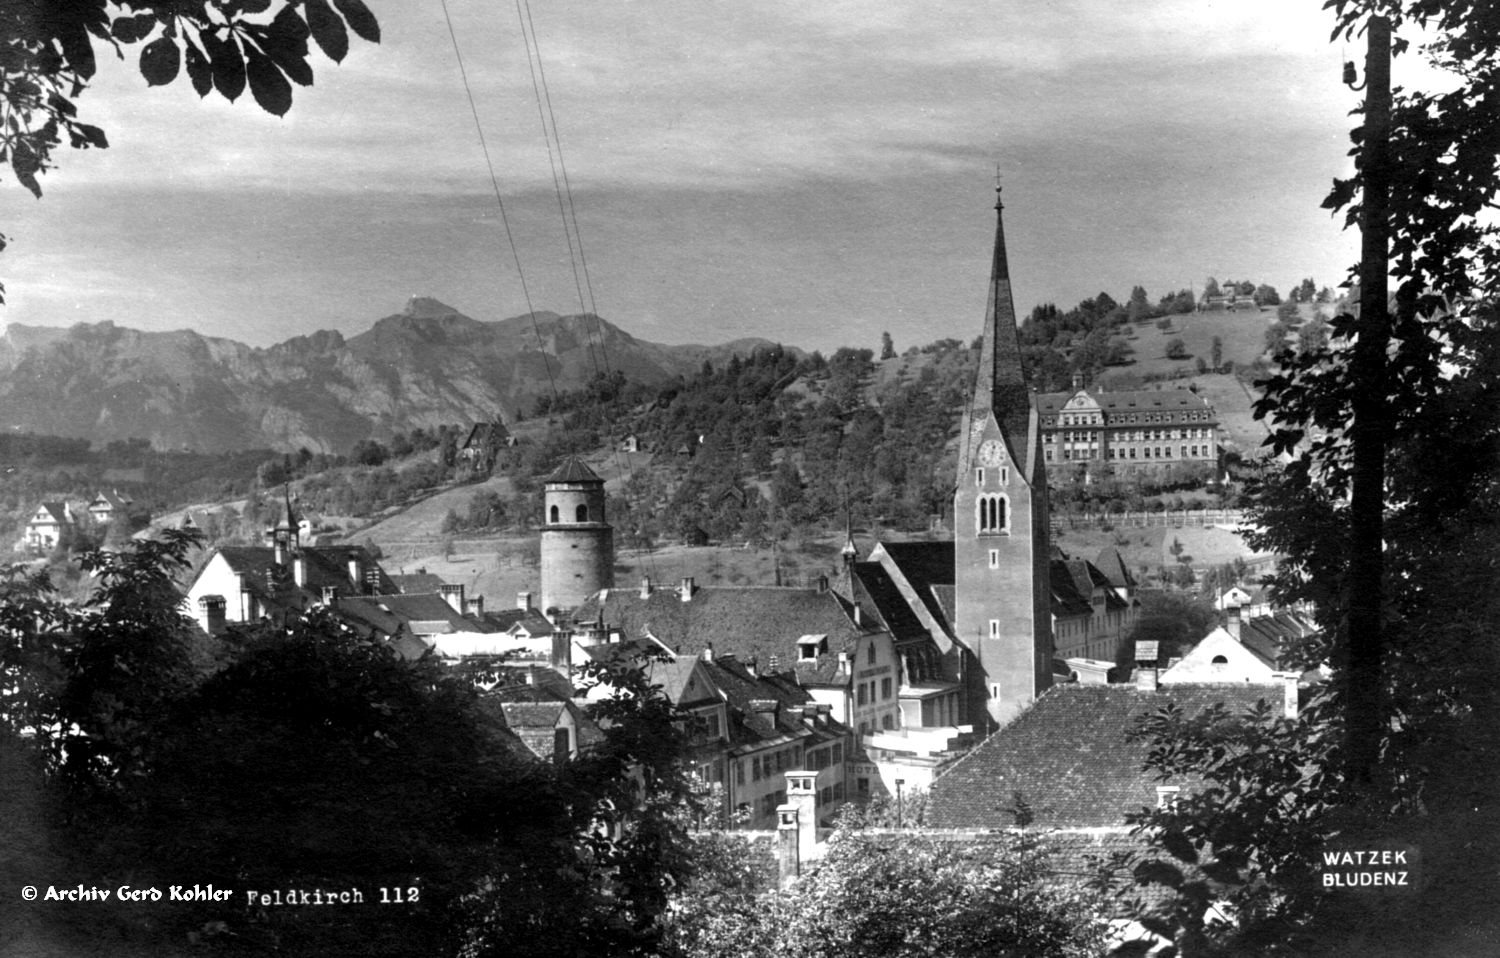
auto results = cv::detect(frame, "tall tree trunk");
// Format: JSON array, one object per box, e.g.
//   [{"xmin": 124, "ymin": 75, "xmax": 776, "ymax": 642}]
[{"xmin": 1346, "ymin": 15, "xmax": 1392, "ymax": 785}]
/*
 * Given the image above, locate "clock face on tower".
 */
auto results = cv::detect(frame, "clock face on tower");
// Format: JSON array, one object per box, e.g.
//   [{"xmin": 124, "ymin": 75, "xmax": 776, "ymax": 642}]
[{"xmin": 978, "ymin": 439, "xmax": 1005, "ymax": 467}]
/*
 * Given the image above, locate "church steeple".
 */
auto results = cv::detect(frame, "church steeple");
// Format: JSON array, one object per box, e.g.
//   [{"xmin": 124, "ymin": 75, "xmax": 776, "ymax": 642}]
[
  {"xmin": 963, "ymin": 183, "xmax": 1036, "ymax": 479},
  {"xmin": 953, "ymin": 180, "xmax": 1051, "ymax": 730}
]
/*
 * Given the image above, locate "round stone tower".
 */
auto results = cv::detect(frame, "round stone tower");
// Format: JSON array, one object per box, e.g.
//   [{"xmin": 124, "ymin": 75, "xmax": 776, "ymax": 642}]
[{"xmin": 539, "ymin": 456, "xmax": 614, "ymax": 616}]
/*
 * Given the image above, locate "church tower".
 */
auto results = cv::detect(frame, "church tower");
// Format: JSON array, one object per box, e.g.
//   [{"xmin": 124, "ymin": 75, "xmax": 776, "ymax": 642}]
[
  {"xmin": 539, "ymin": 457, "xmax": 614, "ymax": 616},
  {"xmin": 953, "ymin": 184, "xmax": 1051, "ymax": 729}
]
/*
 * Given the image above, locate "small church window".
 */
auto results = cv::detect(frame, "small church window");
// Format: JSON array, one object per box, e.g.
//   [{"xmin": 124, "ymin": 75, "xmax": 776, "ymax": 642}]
[
  {"xmin": 988, "ymin": 620, "xmax": 1000, "ymax": 640},
  {"xmin": 976, "ymin": 468, "xmax": 984, "ymax": 486},
  {"xmin": 989, "ymin": 549, "xmax": 999, "ymax": 569}
]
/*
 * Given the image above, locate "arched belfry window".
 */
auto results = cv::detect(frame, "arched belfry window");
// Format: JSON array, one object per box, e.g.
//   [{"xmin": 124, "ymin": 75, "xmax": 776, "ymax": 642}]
[
  {"xmin": 549, "ymin": 505, "xmax": 560, "ymax": 523},
  {"xmin": 977, "ymin": 494, "xmax": 1009, "ymax": 535},
  {"xmin": 575, "ymin": 503, "xmax": 589, "ymax": 523}
]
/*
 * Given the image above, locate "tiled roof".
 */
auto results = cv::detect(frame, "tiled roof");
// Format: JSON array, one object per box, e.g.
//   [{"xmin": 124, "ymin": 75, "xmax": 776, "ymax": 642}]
[
  {"xmin": 929, "ymin": 684, "xmax": 1284, "ymax": 829},
  {"xmin": 463, "ymin": 420, "xmax": 510, "ymax": 448},
  {"xmin": 572, "ymin": 585, "xmax": 863, "ymax": 674},
  {"xmin": 1092, "ymin": 546, "xmax": 1135, "ymax": 591},
  {"xmin": 36, "ymin": 502, "xmax": 69, "ymax": 525},
  {"xmin": 545, "ymin": 456, "xmax": 602, "ymax": 483},
  {"xmin": 1037, "ymin": 387, "xmax": 1215, "ymax": 418},
  {"xmin": 91, "ymin": 490, "xmax": 132, "ymax": 509},
  {"xmin": 1237, "ymin": 611, "xmax": 1317, "ymax": 669},
  {"xmin": 876, "ymin": 541, "xmax": 956, "ymax": 636},
  {"xmin": 390, "ymin": 572, "xmax": 446, "ymax": 594},
  {"xmin": 703, "ymin": 655, "xmax": 846, "ymax": 752},
  {"xmin": 1050, "ymin": 563, "xmax": 1096, "ymax": 618},
  {"xmin": 214, "ymin": 545, "xmax": 396, "ymax": 604},
  {"xmin": 485, "ymin": 607, "xmax": 558, "ymax": 637},
  {"xmin": 851, "ymin": 561, "xmax": 929, "ymax": 642}
]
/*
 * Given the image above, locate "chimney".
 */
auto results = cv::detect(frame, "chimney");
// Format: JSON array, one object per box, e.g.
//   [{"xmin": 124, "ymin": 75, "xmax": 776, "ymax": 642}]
[
  {"xmin": 550, "ymin": 628, "xmax": 572, "ymax": 670},
  {"xmin": 815, "ymin": 703, "xmax": 832, "ymax": 728},
  {"xmin": 1275, "ymin": 671, "xmax": 1300, "ymax": 719},
  {"xmin": 518, "ymin": 591, "xmax": 532, "ymax": 612},
  {"xmin": 1227, "ymin": 604, "xmax": 1243, "ymax": 641},
  {"xmin": 197, "ymin": 595, "xmax": 226, "ymax": 636},
  {"xmin": 786, "ymin": 770, "xmax": 818, "ymax": 865},
  {"xmin": 680, "ymin": 577, "xmax": 695, "ymax": 601},
  {"xmin": 1135, "ymin": 667, "xmax": 1159, "ymax": 692},
  {"xmin": 701, "ymin": 643, "xmax": 714, "ymax": 663},
  {"xmin": 816, "ymin": 574, "xmax": 829, "ymax": 593},
  {"xmin": 321, "ymin": 585, "xmax": 337, "ymax": 606},
  {"xmin": 837, "ymin": 650, "xmax": 850, "ymax": 673},
  {"xmin": 776, "ymin": 805, "xmax": 801, "ymax": 889},
  {"xmin": 750, "ymin": 699, "xmax": 778, "ymax": 720},
  {"xmin": 440, "ymin": 583, "xmax": 465, "ymax": 614},
  {"xmin": 640, "ymin": 576, "xmax": 652, "ymax": 599},
  {"xmin": 347, "ymin": 553, "xmax": 363, "ymax": 588},
  {"xmin": 465, "ymin": 596, "xmax": 485, "ymax": 616},
  {"xmin": 292, "ymin": 553, "xmax": 307, "ymax": 588}
]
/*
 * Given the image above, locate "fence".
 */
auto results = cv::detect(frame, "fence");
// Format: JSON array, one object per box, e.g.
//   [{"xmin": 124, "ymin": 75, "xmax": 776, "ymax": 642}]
[{"xmin": 1056, "ymin": 508, "xmax": 1247, "ymax": 531}]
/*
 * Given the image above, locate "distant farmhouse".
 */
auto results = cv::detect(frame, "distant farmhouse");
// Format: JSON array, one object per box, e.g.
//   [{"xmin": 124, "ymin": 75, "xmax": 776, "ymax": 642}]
[{"xmin": 459, "ymin": 419, "xmax": 513, "ymax": 475}]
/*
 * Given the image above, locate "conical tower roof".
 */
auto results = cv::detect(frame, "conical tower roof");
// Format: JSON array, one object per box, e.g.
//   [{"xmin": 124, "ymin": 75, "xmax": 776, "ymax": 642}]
[{"xmin": 545, "ymin": 456, "xmax": 603, "ymax": 483}]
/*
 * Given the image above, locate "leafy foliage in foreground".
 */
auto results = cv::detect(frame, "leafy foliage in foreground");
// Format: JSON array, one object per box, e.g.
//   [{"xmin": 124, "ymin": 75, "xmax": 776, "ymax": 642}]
[
  {"xmin": 663, "ymin": 823, "xmax": 1106, "ymax": 958},
  {"xmin": 0, "ymin": 530, "xmax": 704, "ymax": 956}
]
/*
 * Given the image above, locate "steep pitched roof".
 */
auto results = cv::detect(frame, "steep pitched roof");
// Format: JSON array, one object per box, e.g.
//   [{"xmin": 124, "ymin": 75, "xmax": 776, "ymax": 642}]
[
  {"xmin": 34, "ymin": 502, "xmax": 69, "ymax": 525},
  {"xmin": 850, "ymin": 561, "xmax": 929, "ymax": 642},
  {"xmin": 572, "ymin": 585, "xmax": 863, "ymax": 674},
  {"xmin": 929, "ymin": 684, "xmax": 1283, "ymax": 829},
  {"xmin": 964, "ymin": 189, "xmax": 1036, "ymax": 474},
  {"xmin": 874, "ymin": 540, "xmax": 956, "ymax": 637},
  {"xmin": 1049, "ymin": 562, "xmax": 1096, "ymax": 618},
  {"xmin": 1093, "ymin": 546, "xmax": 1135, "ymax": 592}
]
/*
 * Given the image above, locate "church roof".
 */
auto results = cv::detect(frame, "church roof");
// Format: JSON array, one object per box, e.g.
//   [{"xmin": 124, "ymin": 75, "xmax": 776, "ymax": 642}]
[
  {"xmin": 929, "ymin": 684, "xmax": 1284, "ymax": 829},
  {"xmin": 967, "ymin": 188, "xmax": 1037, "ymax": 475},
  {"xmin": 545, "ymin": 456, "xmax": 602, "ymax": 483},
  {"xmin": 874, "ymin": 541, "xmax": 956, "ymax": 636},
  {"xmin": 850, "ymin": 561, "xmax": 929, "ymax": 643}
]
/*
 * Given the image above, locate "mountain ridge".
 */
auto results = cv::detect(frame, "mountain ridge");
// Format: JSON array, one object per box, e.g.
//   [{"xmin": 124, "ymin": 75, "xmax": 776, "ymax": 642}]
[{"xmin": 0, "ymin": 299, "xmax": 796, "ymax": 454}]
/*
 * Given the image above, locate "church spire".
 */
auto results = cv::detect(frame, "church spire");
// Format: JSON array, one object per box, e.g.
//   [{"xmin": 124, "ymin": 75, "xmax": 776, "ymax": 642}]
[{"xmin": 965, "ymin": 182, "xmax": 1035, "ymax": 476}]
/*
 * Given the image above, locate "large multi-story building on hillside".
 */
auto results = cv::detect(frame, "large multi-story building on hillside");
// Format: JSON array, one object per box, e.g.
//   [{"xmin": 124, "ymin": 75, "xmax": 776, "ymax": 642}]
[{"xmin": 1036, "ymin": 384, "xmax": 1219, "ymax": 475}]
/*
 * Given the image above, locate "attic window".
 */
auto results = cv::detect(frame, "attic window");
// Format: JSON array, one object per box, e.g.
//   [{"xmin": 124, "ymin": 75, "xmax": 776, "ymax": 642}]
[
  {"xmin": 797, "ymin": 634, "xmax": 828, "ymax": 660},
  {"xmin": 1211, "ymin": 654, "xmax": 1229, "ymax": 666},
  {"xmin": 1156, "ymin": 785, "xmax": 1181, "ymax": 810}
]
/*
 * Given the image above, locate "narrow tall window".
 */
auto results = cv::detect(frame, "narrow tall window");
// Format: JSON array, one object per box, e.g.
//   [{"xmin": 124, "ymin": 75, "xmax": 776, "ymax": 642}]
[
  {"xmin": 977, "ymin": 494, "xmax": 1008, "ymax": 534},
  {"xmin": 549, "ymin": 505, "xmax": 560, "ymax": 523},
  {"xmin": 575, "ymin": 503, "xmax": 589, "ymax": 522}
]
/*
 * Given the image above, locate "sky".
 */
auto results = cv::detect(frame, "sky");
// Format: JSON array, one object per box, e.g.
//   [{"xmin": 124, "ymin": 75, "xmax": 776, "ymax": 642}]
[{"xmin": 2, "ymin": 1, "xmax": 1381, "ymax": 354}]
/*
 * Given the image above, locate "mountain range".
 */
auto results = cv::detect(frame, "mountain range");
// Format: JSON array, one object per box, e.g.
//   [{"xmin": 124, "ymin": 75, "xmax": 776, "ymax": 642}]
[{"xmin": 0, "ymin": 298, "xmax": 789, "ymax": 454}]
